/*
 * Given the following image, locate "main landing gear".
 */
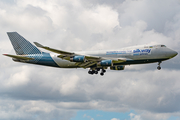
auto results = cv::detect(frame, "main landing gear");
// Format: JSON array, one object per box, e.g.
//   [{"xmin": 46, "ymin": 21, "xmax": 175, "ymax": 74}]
[
  {"xmin": 88, "ymin": 68, "xmax": 99, "ymax": 75},
  {"xmin": 100, "ymin": 69, "xmax": 106, "ymax": 76},
  {"xmin": 157, "ymin": 61, "xmax": 161, "ymax": 70},
  {"xmin": 88, "ymin": 70, "xmax": 98, "ymax": 74},
  {"xmin": 88, "ymin": 68, "xmax": 106, "ymax": 76}
]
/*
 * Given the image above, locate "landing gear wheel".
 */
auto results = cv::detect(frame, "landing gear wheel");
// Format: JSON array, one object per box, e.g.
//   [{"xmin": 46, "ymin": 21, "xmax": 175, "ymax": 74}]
[
  {"xmin": 88, "ymin": 70, "xmax": 93, "ymax": 75},
  {"xmin": 88, "ymin": 71, "xmax": 91, "ymax": 74},
  {"xmin": 100, "ymin": 72, "xmax": 104, "ymax": 76},
  {"xmin": 88, "ymin": 68, "xmax": 106, "ymax": 75},
  {"xmin": 102, "ymin": 69, "xmax": 106, "ymax": 73},
  {"xmin": 88, "ymin": 69, "xmax": 98, "ymax": 75},
  {"xmin": 92, "ymin": 70, "xmax": 95, "ymax": 74},
  {"xmin": 157, "ymin": 66, "xmax": 161, "ymax": 70},
  {"xmin": 100, "ymin": 69, "xmax": 106, "ymax": 76}
]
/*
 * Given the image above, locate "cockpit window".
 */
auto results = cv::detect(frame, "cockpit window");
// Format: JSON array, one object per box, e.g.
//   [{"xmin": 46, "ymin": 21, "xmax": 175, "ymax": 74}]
[{"xmin": 161, "ymin": 45, "xmax": 166, "ymax": 47}]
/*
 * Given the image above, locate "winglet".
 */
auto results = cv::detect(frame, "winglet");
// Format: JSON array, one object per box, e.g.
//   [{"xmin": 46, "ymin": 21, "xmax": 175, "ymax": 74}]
[{"xmin": 34, "ymin": 42, "xmax": 44, "ymax": 48}]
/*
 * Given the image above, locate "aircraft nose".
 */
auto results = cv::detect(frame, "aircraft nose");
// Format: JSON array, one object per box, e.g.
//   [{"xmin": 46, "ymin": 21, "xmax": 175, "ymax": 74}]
[
  {"xmin": 174, "ymin": 51, "xmax": 178, "ymax": 56},
  {"xmin": 168, "ymin": 50, "xmax": 178, "ymax": 58}
]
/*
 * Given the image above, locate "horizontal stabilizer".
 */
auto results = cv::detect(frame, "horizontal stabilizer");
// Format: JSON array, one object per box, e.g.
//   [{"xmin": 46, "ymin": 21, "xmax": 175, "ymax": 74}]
[{"xmin": 3, "ymin": 54, "xmax": 34, "ymax": 60}]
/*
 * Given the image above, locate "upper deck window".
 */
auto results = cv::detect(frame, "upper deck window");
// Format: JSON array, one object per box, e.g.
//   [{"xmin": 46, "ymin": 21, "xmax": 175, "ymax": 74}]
[
  {"xmin": 161, "ymin": 45, "xmax": 166, "ymax": 47},
  {"xmin": 149, "ymin": 46, "xmax": 153, "ymax": 48},
  {"xmin": 144, "ymin": 46, "xmax": 153, "ymax": 48}
]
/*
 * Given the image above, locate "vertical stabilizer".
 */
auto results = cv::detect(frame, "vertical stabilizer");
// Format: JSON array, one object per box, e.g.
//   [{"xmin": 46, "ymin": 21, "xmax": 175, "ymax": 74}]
[{"xmin": 7, "ymin": 32, "xmax": 41, "ymax": 55}]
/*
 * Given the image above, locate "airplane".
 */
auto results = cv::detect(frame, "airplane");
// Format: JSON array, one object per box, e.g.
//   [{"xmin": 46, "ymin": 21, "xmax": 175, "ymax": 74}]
[{"xmin": 3, "ymin": 32, "xmax": 178, "ymax": 76}]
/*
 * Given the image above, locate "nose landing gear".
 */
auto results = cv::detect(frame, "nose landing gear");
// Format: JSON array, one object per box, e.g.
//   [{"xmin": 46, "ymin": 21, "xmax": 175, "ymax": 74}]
[{"xmin": 157, "ymin": 61, "xmax": 161, "ymax": 70}]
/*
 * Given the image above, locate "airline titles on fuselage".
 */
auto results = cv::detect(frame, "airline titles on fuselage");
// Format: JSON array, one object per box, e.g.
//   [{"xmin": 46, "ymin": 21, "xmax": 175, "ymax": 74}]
[{"xmin": 106, "ymin": 49, "xmax": 151, "ymax": 56}]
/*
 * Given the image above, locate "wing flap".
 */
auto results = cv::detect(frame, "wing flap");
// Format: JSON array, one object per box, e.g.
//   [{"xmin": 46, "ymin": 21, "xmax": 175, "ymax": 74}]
[
  {"xmin": 83, "ymin": 62, "xmax": 97, "ymax": 68},
  {"xmin": 112, "ymin": 58, "xmax": 126, "ymax": 63},
  {"xmin": 85, "ymin": 56, "xmax": 126, "ymax": 63},
  {"xmin": 85, "ymin": 56, "xmax": 101, "ymax": 61}
]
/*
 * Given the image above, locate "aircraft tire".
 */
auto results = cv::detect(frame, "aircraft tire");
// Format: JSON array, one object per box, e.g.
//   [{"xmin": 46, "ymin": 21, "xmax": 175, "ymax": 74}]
[
  {"xmin": 100, "ymin": 72, "xmax": 104, "ymax": 76},
  {"xmin": 157, "ymin": 66, "xmax": 161, "ymax": 70},
  {"xmin": 88, "ymin": 71, "xmax": 92, "ymax": 74}
]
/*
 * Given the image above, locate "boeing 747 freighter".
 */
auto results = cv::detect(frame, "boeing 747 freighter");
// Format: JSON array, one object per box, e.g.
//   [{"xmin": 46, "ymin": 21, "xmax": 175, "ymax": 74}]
[{"xmin": 3, "ymin": 32, "xmax": 178, "ymax": 76}]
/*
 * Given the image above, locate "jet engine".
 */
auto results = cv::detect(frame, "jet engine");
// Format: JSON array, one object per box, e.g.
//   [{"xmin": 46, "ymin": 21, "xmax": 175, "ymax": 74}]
[
  {"xmin": 70, "ymin": 56, "xmax": 85, "ymax": 62},
  {"xmin": 97, "ymin": 60, "xmax": 113, "ymax": 66},
  {"xmin": 110, "ymin": 65, "xmax": 125, "ymax": 70}
]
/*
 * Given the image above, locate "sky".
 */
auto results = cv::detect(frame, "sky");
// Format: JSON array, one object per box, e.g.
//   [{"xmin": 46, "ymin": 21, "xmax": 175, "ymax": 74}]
[{"xmin": 0, "ymin": 0, "xmax": 180, "ymax": 120}]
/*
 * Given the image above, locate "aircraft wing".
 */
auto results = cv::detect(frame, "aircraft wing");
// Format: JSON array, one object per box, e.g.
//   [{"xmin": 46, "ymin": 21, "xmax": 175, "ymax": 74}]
[
  {"xmin": 85, "ymin": 56, "xmax": 126, "ymax": 63},
  {"xmin": 74, "ymin": 57, "xmax": 126, "ymax": 68},
  {"xmin": 34, "ymin": 42, "xmax": 74, "ymax": 55},
  {"xmin": 3, "ymin": 54, "xmax": 34, "ymax": 60},
  {"xmin": 34, "ymin": 42, "xmax": 126, "ymax": 68}
]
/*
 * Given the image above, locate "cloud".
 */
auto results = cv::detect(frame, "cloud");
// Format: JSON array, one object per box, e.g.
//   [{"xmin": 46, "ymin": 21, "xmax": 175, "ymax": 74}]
[
  {"xmin": 83, "ymin": 113, "xmax": 94, "ymax": 120},
  {"xmin": 111, "ymin": 118, "xmax": 120, "ymax": 120},
  {"xmin": 129, "ymin": 113, "xmax": 141, "ymax": 120},
  {"xmin": 0, "ymin": 99, "xmax": 76, "ymax": 120},
  {"xmin": 0, "ymin": 0, "xmax": 180, "ymax": 120}
]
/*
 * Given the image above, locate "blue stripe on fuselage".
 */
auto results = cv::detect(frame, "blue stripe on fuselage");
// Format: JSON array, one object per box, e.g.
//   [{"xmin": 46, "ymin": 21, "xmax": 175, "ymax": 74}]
[
  {"xmin": 36, "ymin": 53, "xmax": 59, "ymax": 67},
  {"xmin": 26, "ymin": 53, "xmax": 59, "ymax": 67}
]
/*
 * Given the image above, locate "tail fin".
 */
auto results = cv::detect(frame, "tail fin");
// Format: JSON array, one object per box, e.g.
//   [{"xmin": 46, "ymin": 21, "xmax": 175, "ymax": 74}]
[{"xmin": 7, "ymin": 32, "xmax": 41, "ymax": 55}]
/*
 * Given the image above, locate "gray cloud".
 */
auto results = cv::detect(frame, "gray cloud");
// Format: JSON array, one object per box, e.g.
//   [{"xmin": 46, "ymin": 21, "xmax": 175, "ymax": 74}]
[{"xmin": 0, "ymin": 0, "xmax": 180, "ymax": 120}]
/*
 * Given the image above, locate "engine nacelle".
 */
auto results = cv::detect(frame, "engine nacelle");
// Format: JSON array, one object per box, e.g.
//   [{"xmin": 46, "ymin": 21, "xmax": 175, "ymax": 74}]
[
  {"xmin": 110, "ymin": 65, "xmax": 125, "ymax": 70},
  {"xmin": 97, "ymin": 60, "xmax": 113, "ymax": 66},
  {"xmin": 70, "ymin": 56, "xmax": 85, "ymax": 62}
]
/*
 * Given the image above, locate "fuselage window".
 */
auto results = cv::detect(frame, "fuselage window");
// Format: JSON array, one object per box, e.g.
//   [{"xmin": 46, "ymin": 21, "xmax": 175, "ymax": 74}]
[
  {"xmin": 153, "ymin": 45, "xmax": 158, "ymax": 48},
  {"xmin": 144, "ymin": 46, "xmax": 148, "ymax": 48}
]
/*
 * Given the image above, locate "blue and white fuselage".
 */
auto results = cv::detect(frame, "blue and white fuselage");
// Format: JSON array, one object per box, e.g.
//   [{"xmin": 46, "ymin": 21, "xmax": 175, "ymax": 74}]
[
  {"xmin": 3, "ymin": 32, "xmax": 178, "ymax": 76},
  {"xmin": 50, "ymin": 45, "xmax": 177, "ymax": 67}
]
